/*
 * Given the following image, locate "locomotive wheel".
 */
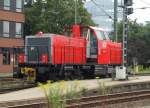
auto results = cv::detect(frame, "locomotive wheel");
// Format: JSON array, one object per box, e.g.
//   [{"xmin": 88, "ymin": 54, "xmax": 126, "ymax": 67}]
[
  {"xmin": 64, "ymin": 71, "xmax": 72, "ymax": 80},
  {"xmin": 72, "ymin": 69, "xmax": 83, "ymax": 80},
  {"xmin": 81, "ymin": 65, "xmax": 95, "ymax": 79},
  {"xmin": 63, "ymin": 69, "xmax": 83, "ymax": 80},
  {"xmin": 72, "ymin": 66, "xmax": 83, "ymax": 80},
  {"xmin": 48, "ymin": 66, "xmax": 60, "ymax": 81},
  {"xmin": 82, "ymin": 69, "xmax": 95, "ymax": 79}
]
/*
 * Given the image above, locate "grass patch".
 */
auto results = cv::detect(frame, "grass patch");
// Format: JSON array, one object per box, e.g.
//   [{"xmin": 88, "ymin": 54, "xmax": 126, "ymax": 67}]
[
  {"xmin": 39, "ymin": 80, "xmax": 82, "ymax": 108},
  {"xmin": 128, "ymin": 65, "xmax": 150, "ymax": 74},
  {"xmin": 96, "ymin": 77, "xmax": 111, "ymax": 95},
  {"xmin": 39, "ymin": 78, "xmax": 112, "ymax": 108}
]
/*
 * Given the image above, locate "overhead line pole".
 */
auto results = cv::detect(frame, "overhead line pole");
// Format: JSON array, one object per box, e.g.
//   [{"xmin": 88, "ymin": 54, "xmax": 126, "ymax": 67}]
[
  {"xmin": 75, "ymin": 0, "xmax": 77, "ymax": 24},
  {"xmin": 111, "ymin": 0, "xmax": 118, "ymax": 80},
  {"xmin": 114, "ymin": 0, "xmax": 118, "ymax": 42},
  {"xmin": 122, "ymin": 0, "xmax": 133, "ymax": 77},
  {"xmin": 122, "ymin": 5, "xmax": 127, "ymax": 68}
]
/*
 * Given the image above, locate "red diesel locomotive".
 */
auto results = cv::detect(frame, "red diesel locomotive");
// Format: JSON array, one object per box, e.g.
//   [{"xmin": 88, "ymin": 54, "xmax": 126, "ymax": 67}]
[{"xmin": 16, "ymin": 25, "xmax": 122, "ymax": 81}]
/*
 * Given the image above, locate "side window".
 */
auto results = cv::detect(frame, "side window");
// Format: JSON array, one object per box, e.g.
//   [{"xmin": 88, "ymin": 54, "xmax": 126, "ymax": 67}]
[
  {"xmin": 80, "ymin": 28, "xmax": 90, "ymax": 39},
  {"xmin": 4, "ymin": 0, "xmax": 10, "ymax": 10},
  {"xmin": 2, "ymin": 48, "xmax": 10, "ymax": 65},
  {"xmin": 16, "ymin": 0, "xmax": 22, "ymax": 12},
  {"xmin": 101, "ymin": 31, "xmax": 106, "ymax": 40},
  {"xmin": 104, "ymin": 32, "xmax": 110, "ymax": 40},
  {"xmin": 16, "ymin": 23, "xmax": 22, "ymax": 38},
  {"xmin": 3, "ymin": 21, "xmax": 9, "ymax": 37}
]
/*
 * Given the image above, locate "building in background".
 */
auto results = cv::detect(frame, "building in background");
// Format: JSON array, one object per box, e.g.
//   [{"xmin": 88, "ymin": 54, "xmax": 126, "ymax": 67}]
[
  {"xmin": 85, "ymin": 0, "xmax": 123, "ymax": 31},
  {"xmin": 0, "ymin": 0, "xmax": 24, "ymax": 75}
]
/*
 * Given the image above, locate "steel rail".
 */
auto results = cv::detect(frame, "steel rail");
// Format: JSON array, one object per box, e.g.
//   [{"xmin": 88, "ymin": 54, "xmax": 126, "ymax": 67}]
[
  {"xmin": 66, "ymin": 94, "xmax": 150, "ymax": 108},
  {"xmin": 66, "ymin": 90, "xmax": 150, "ymax": 104},
  {"xmin": 0, "ymin": 78, "xmax": 36, "ymax": 94},
  {"xmin": 66, "ymin": 90, "xmax": 150, "ymax": 108},
  {"xmin": 5, "ymin": 101, "xmax": 47, "ymax": 108}
]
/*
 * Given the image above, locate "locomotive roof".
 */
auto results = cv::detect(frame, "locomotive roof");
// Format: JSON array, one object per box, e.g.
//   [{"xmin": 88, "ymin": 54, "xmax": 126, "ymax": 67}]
[
  {"xmin": 89, "ymin": 26, "xmax": 107, "ymax": 32},
  {"xmin": 26, "ymin": 33, "xmax": 55, "ymax": 38}
]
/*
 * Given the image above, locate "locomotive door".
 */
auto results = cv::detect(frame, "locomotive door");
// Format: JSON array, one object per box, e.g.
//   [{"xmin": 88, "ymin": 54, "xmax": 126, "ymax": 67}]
[{"xmin": 86, "ymin": 29, "xmax": 98, "ymax": 62}]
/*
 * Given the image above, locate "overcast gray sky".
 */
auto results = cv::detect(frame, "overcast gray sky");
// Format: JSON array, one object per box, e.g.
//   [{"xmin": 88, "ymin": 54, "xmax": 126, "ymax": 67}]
[
  {"xmin": 86, "ymin": 0, "xmax": 150, "ymax": 24},
  {"xmin": 129, "ymin": 0, "xmax": 150, "ymax": 23}
]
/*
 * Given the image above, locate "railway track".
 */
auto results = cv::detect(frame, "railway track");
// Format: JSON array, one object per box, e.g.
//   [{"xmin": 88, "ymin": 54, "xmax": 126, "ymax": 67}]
[
  {"xmin": 0, "ymin": 77, "xmax": 36, "ymax": 94},
  {"xmin": 3, "ymin": 90, "xmax": 150, "ymax": 108},
  {"xmin": 5, "ymin": 101, "xmax": 47, "ymax": 108},
  {"xmin": 66, "ymin": 90, "xmax": 150, "ymax": 108}
]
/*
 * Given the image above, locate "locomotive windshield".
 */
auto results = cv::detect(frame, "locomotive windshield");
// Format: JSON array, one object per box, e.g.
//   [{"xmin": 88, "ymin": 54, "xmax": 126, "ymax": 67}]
[
  {"xmin": 95, "ymin": 30, "xmax": 109, "ymax": 40},
  {"xmin": 26, "ymin": 37, "xmax": 51, "ymax": 63}
]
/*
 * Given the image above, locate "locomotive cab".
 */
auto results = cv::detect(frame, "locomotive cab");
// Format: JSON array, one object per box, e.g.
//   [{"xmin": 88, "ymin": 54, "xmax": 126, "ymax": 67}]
[
  {"xmin": 80, "ymin": 26, "xmax": 110, "ymax": 63},
  {"xmin": 79, "ymin": 25, "xmax": 122, "ymax": 65}
]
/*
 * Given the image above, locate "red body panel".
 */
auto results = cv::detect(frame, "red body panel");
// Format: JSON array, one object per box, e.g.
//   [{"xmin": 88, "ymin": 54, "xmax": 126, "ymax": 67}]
[
  {"xmin": 41, "ymin": 54, "xmax": 48, "ymax": 64},
  {"xmin": 110, "ymin": 42, "xmax": 122, "ymax": 64},
  {"xmin": 52, "ymin": 35, "xmax": 86, "ymax": 64},
  {"xmin": 98, "ymin": 40, "xmax": 122, "ymax": 65},
  {"xmin": 98, "ymin": 40, "xmax": 110, "ymax": 64},
  {"xmin": 19, "ymin": 54, "xmax": 25, "ymax": 64},
  {"xmin": 72, "ymin": 25, "xmax": 81, "ymax": 38}
]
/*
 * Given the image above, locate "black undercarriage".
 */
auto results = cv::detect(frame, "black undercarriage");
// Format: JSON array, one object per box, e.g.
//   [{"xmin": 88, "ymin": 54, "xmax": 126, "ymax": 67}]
[{"xmin": 15, "ymin": 63, "xmax": 117, "ymax": 82}]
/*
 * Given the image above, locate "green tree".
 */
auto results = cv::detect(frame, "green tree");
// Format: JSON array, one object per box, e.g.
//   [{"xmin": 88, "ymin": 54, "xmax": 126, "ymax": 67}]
[
  {"xmin": 24, "ymin": 0, "xmax": 95, "ymax": 36},
  {"xmin": 117, "ymin": 20, "xmax": 150, "ymax": 65}
]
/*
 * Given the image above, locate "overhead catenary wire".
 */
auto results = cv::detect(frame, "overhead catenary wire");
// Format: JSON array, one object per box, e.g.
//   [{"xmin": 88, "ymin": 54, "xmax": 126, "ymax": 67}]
[
  {"xmin": 134, "ymin": 7, "xmax": 150, "ymax": 10},
  {"xmin": 91, "ymin": 0, "xmax": 113, "ymax": 20},
  {"xmin": 140, "ymin": 0, "xmax": 150, "ymax": 6}
]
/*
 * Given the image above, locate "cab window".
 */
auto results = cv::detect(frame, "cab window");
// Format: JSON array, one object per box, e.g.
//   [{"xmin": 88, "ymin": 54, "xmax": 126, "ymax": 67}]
[{"xmin": 95, "ymin": 30, "xmax": 106, "ymax": 40}]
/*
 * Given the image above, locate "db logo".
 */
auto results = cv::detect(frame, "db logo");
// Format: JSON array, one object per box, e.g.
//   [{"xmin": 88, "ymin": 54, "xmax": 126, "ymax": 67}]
[{"xmin": 102, "ymin": 41, "xmax": 107, "ymax": 48}]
